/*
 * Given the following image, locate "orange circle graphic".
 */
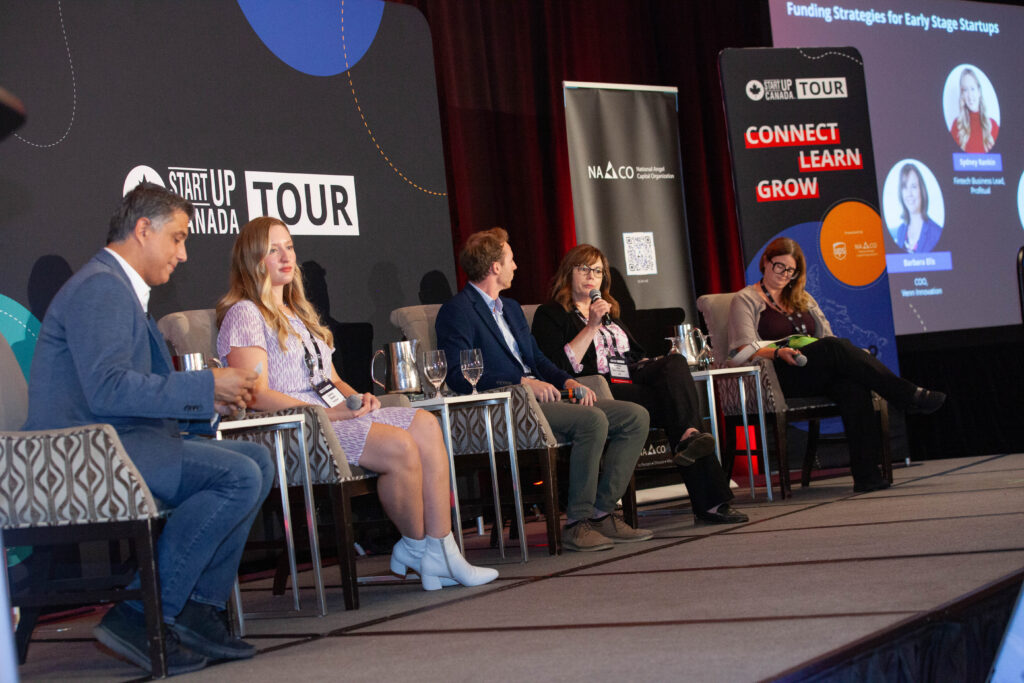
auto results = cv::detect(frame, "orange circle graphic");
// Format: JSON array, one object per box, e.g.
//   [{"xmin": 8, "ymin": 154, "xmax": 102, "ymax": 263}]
[{"xmin": 819, "ymin": 201, "xmax": 886, "ymax": 287}]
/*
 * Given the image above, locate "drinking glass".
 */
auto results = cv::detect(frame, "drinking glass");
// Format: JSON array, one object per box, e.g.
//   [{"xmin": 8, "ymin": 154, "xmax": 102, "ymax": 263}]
[
  {"xmin": 421, "ymin": 349, "xmax": 447, "ymax": 399},
  {"xmin": 460, "ymin": 348, "xmax": 484, "ymax": 394}
]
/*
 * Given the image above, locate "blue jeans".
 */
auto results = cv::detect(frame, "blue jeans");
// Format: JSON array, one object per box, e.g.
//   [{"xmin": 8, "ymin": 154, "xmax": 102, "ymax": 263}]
[{"xmin": 124, "ymin": 437, "xmax": 273, "ymax": 619}]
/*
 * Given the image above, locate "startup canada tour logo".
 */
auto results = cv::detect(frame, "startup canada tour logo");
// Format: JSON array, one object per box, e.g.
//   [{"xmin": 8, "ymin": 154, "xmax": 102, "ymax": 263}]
[
  {"xmin": 122, "ymin": 165, "xmax": 359, "ymax": 236},
  {"xmin": 746, "ymin": 77, "xmax": 848, "ymax": 102}
]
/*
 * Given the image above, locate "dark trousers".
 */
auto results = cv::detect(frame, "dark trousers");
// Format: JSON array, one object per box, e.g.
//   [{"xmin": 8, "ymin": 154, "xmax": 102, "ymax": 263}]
[
  {"xmin": 773, "ymin": 336, "xmax": 916, "ymax": 484},
  {"xmin": 620, "ymin": 353, "xmax": 700, "ymax": 447},
  {"xmin": 610, "ymin": 354, "xmax": 733, "ymax": 512}
]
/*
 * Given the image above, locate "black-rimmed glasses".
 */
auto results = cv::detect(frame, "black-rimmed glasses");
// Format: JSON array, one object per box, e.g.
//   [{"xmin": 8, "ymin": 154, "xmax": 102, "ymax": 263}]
[
  {"xmin": 769, "ymin": 261, "xmax": 799, "ymax": 279},
  {"xmin": 575, "ymin": 265, "xmax": 604, "ymax": 277}
]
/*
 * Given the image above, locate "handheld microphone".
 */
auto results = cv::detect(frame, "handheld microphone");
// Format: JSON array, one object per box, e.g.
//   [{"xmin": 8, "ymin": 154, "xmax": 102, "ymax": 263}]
[
  {"xmin": 346, "ymin": 393, "xmax": 364, "ymax": 410},
  {"xmin": 794, "ymin": 353, "xmax": 808, "ymax": 367},
  {"xmin": 560, "ymin": 387, "xmax": 586, "ymax": 401},
  {"xmin": 588, "ymin": 289, "xmax": 612, "ymax": 326}
]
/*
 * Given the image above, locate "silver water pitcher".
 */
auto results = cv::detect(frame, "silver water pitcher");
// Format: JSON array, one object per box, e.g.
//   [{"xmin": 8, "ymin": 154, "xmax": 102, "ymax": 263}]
[
  {"xmin": 371, "ymin": 339, "xmax": 421, "ymax": 393},
  {"xmin": 666, "ymin": 324, "xmax": 713, "ymax": 369}
]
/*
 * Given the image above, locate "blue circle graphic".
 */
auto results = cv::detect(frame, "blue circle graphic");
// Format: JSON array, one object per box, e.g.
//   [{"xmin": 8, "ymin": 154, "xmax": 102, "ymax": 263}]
[{"xmin": 237, "ymin": 0, "xmax": 385, "ymax": 76}]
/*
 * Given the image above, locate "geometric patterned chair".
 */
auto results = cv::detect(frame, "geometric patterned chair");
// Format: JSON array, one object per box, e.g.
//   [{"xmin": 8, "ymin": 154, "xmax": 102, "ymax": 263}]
[
  {"xmin": 697, "ymin": 293, "xmax": 891, "ymax": 499},
  {"xmin": 389, "ymin": 304, "xmax": 638, "ymax": 552},
  {"xmin": 0, "ymin": 334, "xmax": 170, "ymax": 677},
  {"xmin": 391, "ymin": 303, "xmax": 566, "ymax": 552},
  {"xmin": 222, "ymin": 405, "xmax": 379, "ymax": 610},
  {"xmin": 157, "ymin": 309, "xmax": 385, "ymax": 610}
]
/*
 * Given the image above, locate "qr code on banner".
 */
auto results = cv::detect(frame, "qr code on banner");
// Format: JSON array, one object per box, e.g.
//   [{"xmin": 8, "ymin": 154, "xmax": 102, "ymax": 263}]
[{"xmin": 622, "ymin": 232, "xmax": 657, "ymax": 276}]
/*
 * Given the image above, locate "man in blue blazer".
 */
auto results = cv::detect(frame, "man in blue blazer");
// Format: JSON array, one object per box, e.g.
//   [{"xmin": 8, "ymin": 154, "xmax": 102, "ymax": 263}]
[
  {"xmin": 435, "ymin": 228, "xmax": 652, "ymax": 552},
  {"xmin": 24, "ymin": 183, "xmax": 274, "ymax": 674}
]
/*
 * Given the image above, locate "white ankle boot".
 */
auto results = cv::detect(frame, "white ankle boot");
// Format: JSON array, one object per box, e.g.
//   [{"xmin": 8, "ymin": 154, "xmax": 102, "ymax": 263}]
[
  {"xmin": 390, "ymin": 536, "xmax": 457, "ymax": 586},
  {"xmin": 420, "ymin": 532, "xmax": 499, "ymax": 591}
]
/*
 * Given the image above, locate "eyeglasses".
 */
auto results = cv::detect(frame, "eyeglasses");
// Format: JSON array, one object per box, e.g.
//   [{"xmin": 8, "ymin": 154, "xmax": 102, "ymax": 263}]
[
  {"xmin": 575, "ymin": 265, "xmax": 604, "ymax": 277},
  {"xmin": 769, "ymin": 261, "xmax": 799, "ymax": 279}
]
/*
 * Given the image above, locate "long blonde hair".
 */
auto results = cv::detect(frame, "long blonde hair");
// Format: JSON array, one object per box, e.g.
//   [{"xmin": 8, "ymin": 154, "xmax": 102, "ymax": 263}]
[
  {"xmin": 955, "ymin": 68, "xmax": 995, "ymax": 152},
  {"xmin": 216, "ymin": 217, "xmax": 333, "ymax": 351}
]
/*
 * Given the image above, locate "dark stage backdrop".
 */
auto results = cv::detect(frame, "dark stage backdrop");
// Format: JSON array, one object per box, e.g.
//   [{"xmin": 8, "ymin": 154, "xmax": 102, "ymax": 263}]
[
  {"xmin": 0, "ymin": 0, "xmax": 455, "ymax": 376},
  {"xmin": 392, "ymin": 0, "xmax": 772, "ymax": 306}
]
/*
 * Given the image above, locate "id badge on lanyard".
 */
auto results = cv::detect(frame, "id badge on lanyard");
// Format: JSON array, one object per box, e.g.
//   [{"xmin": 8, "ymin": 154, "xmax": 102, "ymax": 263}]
[
  {"xmin": 601, "ymin": 327, "xmax": 632, "ymax": 384},
  {"xmin": 608, "ymin": 357, "xmax": 631, "ymax": 384},
  {"xmin": 313, "ymin": 378, "xmax": 344, "ymax": 407},
  {"xmin": 303, "ymin": 332, "xmax": 343, "ymax": 407}
]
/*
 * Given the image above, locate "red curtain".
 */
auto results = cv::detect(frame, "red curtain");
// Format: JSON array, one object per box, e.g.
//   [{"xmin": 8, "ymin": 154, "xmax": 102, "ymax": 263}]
[{"xmin": 393, "ymin": 0, "xmax": 771, "ymax": 306}]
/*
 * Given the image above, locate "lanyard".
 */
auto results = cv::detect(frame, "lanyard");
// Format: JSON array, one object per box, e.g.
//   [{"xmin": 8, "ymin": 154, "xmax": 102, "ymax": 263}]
[
  {"xmin": 576, "ymin": 308, "xmax": 624, "ymax": 358},
  {"xmin": 300, "ymin": 327, "xmax": 327, "ymax": 382},
  {"xmin": 760, "ymin": 281, "xmax": 809, "ymax": 336}
]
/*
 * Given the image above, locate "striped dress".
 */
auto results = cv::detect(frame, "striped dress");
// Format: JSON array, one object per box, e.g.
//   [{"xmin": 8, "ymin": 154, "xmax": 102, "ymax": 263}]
[{"xmin": 217, "ymin": 300, "xmax": 415, "ymax": 465}]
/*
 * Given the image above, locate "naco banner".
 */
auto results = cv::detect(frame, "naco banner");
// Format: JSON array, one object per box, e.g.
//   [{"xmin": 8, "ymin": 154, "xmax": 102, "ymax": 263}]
[{"xmin": 563, "ymin": 82, "xmax": 698, "ymax": 317}]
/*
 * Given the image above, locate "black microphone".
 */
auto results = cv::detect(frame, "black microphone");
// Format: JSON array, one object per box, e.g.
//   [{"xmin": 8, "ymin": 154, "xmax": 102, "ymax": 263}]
[
  {"xmin": 346, "ymin": 393, "xmax": 364, "ymax": 410},
  {"xmin": 560, "ymin": 387, "xmax": 586, "ymax": 401},
  {"xmin": 588, "ymin": 289, "xmax": 612, "ymax": 326}
]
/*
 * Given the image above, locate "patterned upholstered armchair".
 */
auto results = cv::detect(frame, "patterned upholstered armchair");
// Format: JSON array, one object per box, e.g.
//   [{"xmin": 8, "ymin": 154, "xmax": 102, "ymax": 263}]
[
  {"xmin": 0, "ymin": 335, "xmax": 170, "ymax": 676},
  {"xmin": 389, "ymin": 304, "xmax": 640, "ymax": 553},
  {"xmin": 696, "ymin": 293, "xmax": 891, "ymax": 498},
  {"xmin": 157, "ymin": 309, "xmax": 388, "ymax": 609}
]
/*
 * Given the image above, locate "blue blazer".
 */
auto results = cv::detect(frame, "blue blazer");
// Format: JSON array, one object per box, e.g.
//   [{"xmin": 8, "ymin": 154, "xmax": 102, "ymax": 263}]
[
  {"xmin": 435, "ymin": 286, "xmax": 571, "ymax": 394},
  {"xmin": 896, "ymin": 217, "xmax": 942, "ymax": 254},
  {"xmin": 24, "ymin": 249, "xmax": 216, "ymax": 493}
]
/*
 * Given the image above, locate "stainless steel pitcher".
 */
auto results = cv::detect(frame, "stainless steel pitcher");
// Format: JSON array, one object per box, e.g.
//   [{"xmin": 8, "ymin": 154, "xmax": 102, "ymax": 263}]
[
  {"xmin": 666, "ymin": 323, "xmax": 713, "ymax": 369},
  {"xmin": 371, "ymin": 340, "xmax": 421, "ymax": 393}
]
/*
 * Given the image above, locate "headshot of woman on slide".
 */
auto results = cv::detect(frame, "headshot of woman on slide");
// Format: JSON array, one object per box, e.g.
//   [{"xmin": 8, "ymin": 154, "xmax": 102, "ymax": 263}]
[
  {"xmin": 951, "ymin": 67, "xmax": 998, "ymax": 153},
  {"xmin": 895, "ymin": 163, "xmax": 942, "ymax": 254}
]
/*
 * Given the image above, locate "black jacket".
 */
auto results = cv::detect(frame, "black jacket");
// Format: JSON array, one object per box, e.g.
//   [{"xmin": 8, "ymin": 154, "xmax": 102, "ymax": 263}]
[{"xmin": 530, "ymin": 300, "xmax": 646, "ymax": 377}]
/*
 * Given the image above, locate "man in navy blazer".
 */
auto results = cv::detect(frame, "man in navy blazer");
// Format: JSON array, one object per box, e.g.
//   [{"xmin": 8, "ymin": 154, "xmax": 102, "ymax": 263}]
[
  {"xmin": 24, "ymin": 183, "xmax": 274, "ymax": 674},
  {"xmin": 435, "ymin": 228, "xmax": 652, "ymax": 552}
]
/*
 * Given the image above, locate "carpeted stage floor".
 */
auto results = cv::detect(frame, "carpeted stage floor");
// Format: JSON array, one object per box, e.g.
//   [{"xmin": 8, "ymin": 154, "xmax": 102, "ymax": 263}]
[{"xmin": 18, "ymin": 453, "xmax": 1024, "ymax": 682}]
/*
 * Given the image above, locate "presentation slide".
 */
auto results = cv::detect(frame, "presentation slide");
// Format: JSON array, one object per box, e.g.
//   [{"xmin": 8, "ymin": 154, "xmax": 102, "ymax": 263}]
[{"xmin": 770, "ymin": 0, "xmax": 1024, "ymax": 334}]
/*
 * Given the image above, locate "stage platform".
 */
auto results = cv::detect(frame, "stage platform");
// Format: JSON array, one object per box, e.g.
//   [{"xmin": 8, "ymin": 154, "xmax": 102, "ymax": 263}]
[{"xmin": 17, "ymin": 453, "xmax": 1024, "ymax": 681}]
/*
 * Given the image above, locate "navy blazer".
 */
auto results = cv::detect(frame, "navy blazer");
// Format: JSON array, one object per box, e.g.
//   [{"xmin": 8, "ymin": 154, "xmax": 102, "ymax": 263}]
[
  {"xmin": 24, "ymin": 249, "xmax": 216, "ymax": 493},
  {"xmin": 895, "ymin": 217, "xmax": 942, "ymax": 254},
  {"xmin": 435, "ymin": 285, "xmax": 571, "ymax": 394}
]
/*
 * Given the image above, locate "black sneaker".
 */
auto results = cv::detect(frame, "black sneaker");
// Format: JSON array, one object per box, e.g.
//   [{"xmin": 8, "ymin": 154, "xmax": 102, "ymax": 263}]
[
  {"xmin": 170, "ymin": 601, "xmax": 256, "ymax": 660},
  {"xmin": 93, "ymin": 603, "xmax": 207, "ymax": 675}
]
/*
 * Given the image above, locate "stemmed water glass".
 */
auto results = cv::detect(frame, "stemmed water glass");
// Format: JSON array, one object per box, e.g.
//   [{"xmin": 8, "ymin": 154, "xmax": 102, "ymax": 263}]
[
  {"xmin": 421, "ymin": 349, "xmax": 447, "ymax": 399},
  {"xmin": 460, "ymin": 348, "xmax": 484, "ymax": 394}
]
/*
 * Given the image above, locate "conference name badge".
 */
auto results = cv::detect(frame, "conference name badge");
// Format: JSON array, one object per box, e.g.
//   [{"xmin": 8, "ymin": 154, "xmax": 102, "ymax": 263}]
[
  {"xmin": 313, "ymin": 379, "xmax": 345, "ymax": 408},
  {"xmin": 608, "ymin": 358, "xmax": 632, "ymax": 384}
]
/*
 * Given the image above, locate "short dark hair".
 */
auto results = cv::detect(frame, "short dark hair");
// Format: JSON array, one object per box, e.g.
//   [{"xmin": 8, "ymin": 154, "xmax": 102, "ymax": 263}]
[
  {"xmin": 459, "ymin": 227, "xmax": 508, "ymax": 281},
  {"xmin": 107, "ymin": 182, "xmax": 194, "ymax": 244}
]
